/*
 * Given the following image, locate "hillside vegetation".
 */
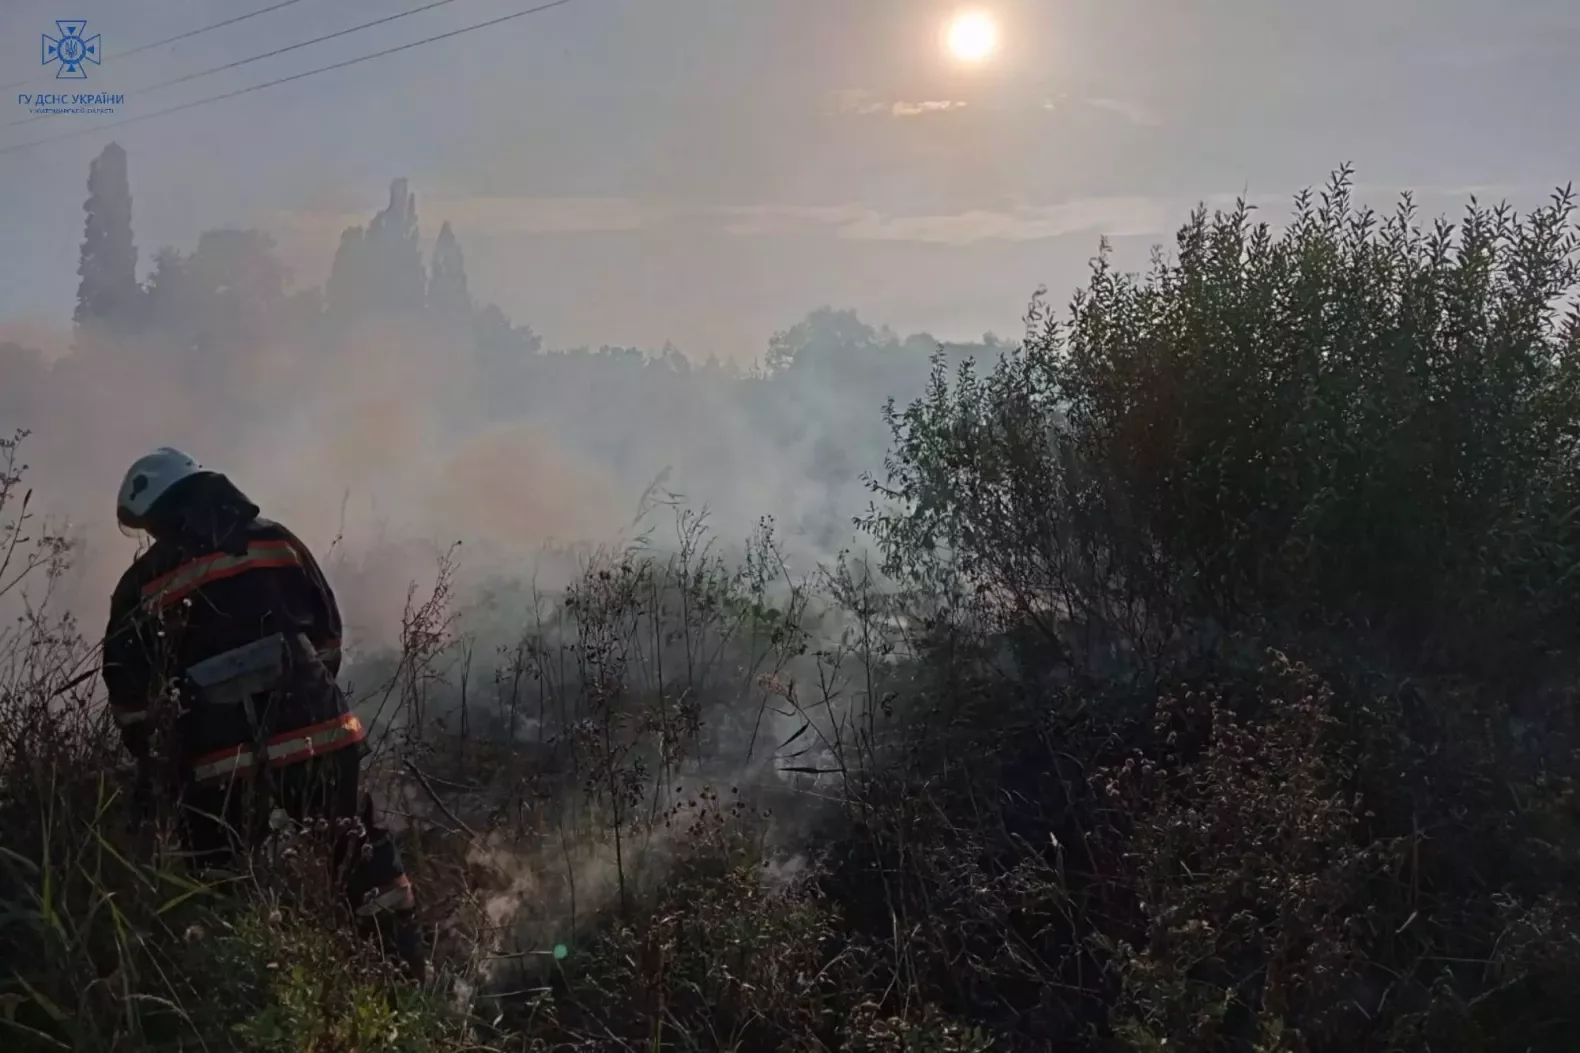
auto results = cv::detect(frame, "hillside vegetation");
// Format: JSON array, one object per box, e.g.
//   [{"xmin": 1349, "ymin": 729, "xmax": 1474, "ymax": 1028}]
[{"xmin": 4, "ymin": 162, "xmax": 1580, "ymax": 1052}]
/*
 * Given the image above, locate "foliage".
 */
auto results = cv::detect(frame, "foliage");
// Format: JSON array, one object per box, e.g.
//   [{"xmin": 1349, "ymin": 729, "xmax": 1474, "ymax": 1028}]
[
  {"xmin": 861, "ymin": 165, "xmax": 1580, "ymax": 1050},
  {"xmin": 867, "ymin": 165, "xmax": 1580, "ymax": 682},
  {"xmin": 11, "ymin": 162, "xmax": 1580, "ymax": 1051},
  {"xmin": 75, "ymin": 142, "xmax": 139, "ymax": 326}
]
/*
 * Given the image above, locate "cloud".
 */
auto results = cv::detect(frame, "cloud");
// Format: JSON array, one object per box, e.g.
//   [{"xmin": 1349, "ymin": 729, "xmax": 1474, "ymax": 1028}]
[
  {"xmin": 288, "ymin": 184, "xmax": 1448, "ymax": 254},
  {"xmin": 890, "ymin": 100, "xmax": 969, "ymax": 117},
  {"xmin": 266, "ymin": 195, "xmax": 672, "ymax": 286},
  {"xmin": 712, "ymin": 198, "xmax": 1175, "ymax": 246},
  {"xmin": 831, "ymin": 88, "xmax": 1157, "ymax": 125},
  {"xmin": 837, "ymin": 198, "xmax": 1173, "ymax": 245},
  {"xmin": 271, "ymin": 196, "xmax": 664, "ymax": 244},
  {"xmin": 277, "ymin": 194, "xmax": 1175, "ymax": 248},
  {"xmin": 1081, "ymin": 96, "xmax": 1163, "ymax": 127},
  {"xmin": 711, "ymin": 204, "xmax": 872, "ymax": 237},
  {"xmin": 1042, "ymin": 94, "xmax": 1163, "ymax": 127},
  {"xmin": 423, "ymin": 196, "xmax": 663, "ymax": 235},
  {"xmin": 828, "ymin": 89, "xmax": 969, "ymax": 118}
]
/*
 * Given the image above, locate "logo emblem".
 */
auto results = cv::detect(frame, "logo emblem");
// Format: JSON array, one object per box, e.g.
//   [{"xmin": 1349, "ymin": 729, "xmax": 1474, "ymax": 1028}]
[{"xmin": 42, "ymin": 20, "xmax": 101, "ymax": 80}]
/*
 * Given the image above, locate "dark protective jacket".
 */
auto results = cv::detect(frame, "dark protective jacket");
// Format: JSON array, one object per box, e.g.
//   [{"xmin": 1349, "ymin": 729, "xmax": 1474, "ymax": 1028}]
[{"xmin": 101, "ymin": 474, "xmax": 362, "ymax": 786}]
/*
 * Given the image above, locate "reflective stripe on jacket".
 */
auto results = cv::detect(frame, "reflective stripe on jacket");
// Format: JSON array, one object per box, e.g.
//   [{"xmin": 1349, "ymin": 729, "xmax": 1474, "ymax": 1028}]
[
  {"xmin": 190, "ymin": 712, "xmax": 367, "ymax": 784},
  {"xmin": 140, "ymin": 540, "xmax": 304, "ymax": 612},
  {"xmin": 102, "ymin": 505, "xmax": 348, "ymax": 767}
]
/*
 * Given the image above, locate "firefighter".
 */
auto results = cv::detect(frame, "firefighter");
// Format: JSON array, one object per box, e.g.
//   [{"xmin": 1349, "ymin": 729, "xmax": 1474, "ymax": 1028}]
[{"xmin": 102, "ymin": 446, "xmax": 426, "ymax": 981}]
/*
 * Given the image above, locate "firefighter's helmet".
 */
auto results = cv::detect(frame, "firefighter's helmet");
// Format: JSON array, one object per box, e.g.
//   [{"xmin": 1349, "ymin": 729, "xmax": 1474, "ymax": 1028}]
[{"xmin": 116, "ymin": 447, "xmax": 208, "ymax": 535}]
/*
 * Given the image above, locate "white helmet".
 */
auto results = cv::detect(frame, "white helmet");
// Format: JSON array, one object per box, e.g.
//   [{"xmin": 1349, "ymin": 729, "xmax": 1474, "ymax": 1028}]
[{"xmin": 116, "ymin": 446, "xmax": 208, "ymax": 535}]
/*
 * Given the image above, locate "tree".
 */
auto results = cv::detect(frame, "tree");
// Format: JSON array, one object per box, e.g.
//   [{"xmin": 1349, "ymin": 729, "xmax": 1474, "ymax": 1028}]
[
  {"xmin": 471, "ymin": 302, "xmax": 545, "ymax": 419},
  {"xmin": 763, "ymin": 307, "xmax": 879, "ymax": 376},
  {"xmin": 428, "ymin": 221, "xmax": 470, "ymax": 313},
  {"xmin": 74, "ymin": 141, "xmax": 140, "ymax": 325},
  {"xmin": 326, "ymin": 178, "xmax": 427, "ymax": 317},
  {"xmin": 324, "ymin": 226, "xmax": 367, "ymax": 319},
  {"xmin": 144, "ymin": 230, "xmax": 289, "ymax": 347},
  {"xmin": 364, "ymin": 177, "xmax": 426, "ymax": 310}
]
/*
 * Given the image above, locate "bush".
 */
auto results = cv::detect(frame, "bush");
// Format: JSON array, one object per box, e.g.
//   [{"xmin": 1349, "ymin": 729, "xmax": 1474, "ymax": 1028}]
[
  {"xmin": 868, "ymin": 166, "xmax": 1580, "ymax": 682},
  {"xmin": 859, "ymin": 167, "xmax": 1580, "ymax": 1050}
]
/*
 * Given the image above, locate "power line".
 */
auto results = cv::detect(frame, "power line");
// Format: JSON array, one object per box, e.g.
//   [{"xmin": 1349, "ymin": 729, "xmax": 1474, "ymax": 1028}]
[
  {"xmin": 7, "ymin": 0, "xmax": 474, "ymax": 131},
  {"xmin": 123, "ymin": 0, "xmax": 321, "ymax": 60},
  {"xmin": 0, "ymin": 0, "xmax": 581, "ymax": 158},
  {"xmin": 0, "ymin": 0, "xmax": 317, "ymax": 93}
]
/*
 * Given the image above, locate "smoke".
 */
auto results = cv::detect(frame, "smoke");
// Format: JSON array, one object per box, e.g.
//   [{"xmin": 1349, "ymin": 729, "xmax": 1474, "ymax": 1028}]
[
  {"xmin": 0, "ymin": 147, "xmax": 988, "ymax": 654},
  {"xmin": 0, "ymin": 159, "xmax": 972, "ymax": 996},
  {"xmin": 0, "ymin": 318, "xmax": 73, "ymax": 362},
  {"xmin": 391, "ymin": 757, "xmax": 832, "ymax": 1004},
  {"xmin": 8, "ymin": 308, "xmax": 907, "ymax": 645},
  {"xmin": 7, "ymin": 313, "xmax": 641, "ymax": 645}
]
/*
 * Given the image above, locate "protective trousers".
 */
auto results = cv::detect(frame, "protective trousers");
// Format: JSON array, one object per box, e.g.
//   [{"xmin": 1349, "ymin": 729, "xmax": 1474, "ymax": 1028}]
[{"xmin": 175, "ymin": 746, "xmax": 426, "ymax": 981}]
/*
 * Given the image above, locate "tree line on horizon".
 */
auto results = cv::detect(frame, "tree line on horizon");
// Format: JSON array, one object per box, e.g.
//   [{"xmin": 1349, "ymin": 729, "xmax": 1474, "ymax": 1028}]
[{"xmin": 2, "ymin": 142, "xmax": 993, "ymax": 553}]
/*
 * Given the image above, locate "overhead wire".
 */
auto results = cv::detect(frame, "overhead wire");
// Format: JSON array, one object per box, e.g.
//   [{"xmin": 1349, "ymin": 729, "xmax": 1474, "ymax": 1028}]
[
  {"xmin": 0, "ymin": 0, "xmax": 581, "ymax": 158},
  {"xmin": 0, "ymin": 0, "xmax": 318, "ymax": 93},
  {"xmin": 7, "ymin": 0, "xmax": 477, "ymax": 131}
]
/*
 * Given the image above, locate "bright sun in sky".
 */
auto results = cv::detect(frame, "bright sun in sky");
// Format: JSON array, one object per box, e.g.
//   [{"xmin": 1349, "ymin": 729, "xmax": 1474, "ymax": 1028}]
[{"xmin": 945, "ymin": 10, "xmax": 999, "ymax": 64}]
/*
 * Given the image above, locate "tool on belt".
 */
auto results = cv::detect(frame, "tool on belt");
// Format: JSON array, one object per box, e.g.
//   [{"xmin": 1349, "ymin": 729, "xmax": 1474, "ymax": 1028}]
[{"xmin": 183, "ymin": 632, "xmax": 296, "ymax": 738}]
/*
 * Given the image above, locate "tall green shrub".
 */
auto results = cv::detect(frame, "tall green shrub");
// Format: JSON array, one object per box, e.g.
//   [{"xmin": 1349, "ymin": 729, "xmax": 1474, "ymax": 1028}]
[{"xmin": 868, "ymin": 165, "xmax": 1580, "ymax": 680}]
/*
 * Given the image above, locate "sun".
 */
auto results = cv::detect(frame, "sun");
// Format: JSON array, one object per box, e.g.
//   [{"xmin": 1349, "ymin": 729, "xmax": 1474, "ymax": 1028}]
[{"xmin": 945, "ymin": 10, "xmax": 998, "ymax": 64}]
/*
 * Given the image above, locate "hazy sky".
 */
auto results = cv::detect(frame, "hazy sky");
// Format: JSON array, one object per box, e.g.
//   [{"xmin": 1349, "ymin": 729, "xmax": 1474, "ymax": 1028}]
[{"xmin": 2, "ymin": 0, "xmax": 1578, "ymax": 361}]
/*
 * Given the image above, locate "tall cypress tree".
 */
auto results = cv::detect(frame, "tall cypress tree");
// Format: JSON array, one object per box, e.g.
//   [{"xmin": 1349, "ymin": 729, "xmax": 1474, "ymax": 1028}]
[
  {"xmin": 365, "ymin": 177, "xmax": 426, "ymax": 309},
  {"xmin": 74, "ymin": 142, "xmax": 140, "ymax": 325},
  {"xmin": 326, "ymin": 178, "xmax": 426, "ymax": 317},
  {"xmin": 325, "ymin": 225, "xmax": 369, "ymax": 318},
  {"xmin": 428, "ymin": 221, "xmax": 470, "ymax": 313}
]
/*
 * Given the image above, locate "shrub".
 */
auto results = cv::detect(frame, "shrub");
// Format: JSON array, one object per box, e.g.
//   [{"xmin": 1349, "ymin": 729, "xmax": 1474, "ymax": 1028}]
[
  {"xmin": 867, "ymin": 166, "xmax": 1580, "ymax": 683},
  {"xmin": 862, "ymin": 167, "xmax": 1580, "ymax": 1050}
]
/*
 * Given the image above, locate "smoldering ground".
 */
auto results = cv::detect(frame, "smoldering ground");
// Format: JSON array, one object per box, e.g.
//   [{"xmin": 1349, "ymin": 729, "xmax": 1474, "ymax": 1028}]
[{"xmin": 345, "ymin": 512, "xmax": 877, "ymax": 999}]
